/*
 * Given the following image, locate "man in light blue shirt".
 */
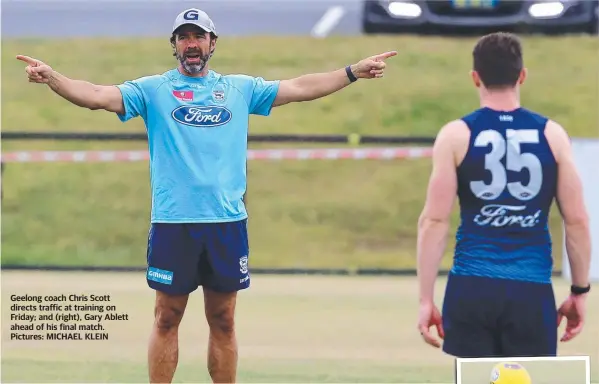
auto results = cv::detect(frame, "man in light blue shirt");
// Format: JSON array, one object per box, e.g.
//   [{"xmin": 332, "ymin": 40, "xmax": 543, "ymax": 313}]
[{"xmin": 17, "ymin": 8, "xmax": 396, "ymax": 383}]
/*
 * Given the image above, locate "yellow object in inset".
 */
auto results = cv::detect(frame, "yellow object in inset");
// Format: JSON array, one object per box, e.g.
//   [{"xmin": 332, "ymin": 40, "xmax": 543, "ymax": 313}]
[{"xmin": 490, "ymin": 362, "xmax": 532, "ymax": 384}]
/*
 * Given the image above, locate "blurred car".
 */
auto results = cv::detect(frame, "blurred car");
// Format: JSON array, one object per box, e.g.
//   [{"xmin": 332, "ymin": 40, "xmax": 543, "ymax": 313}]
[{"xmin": 362, "ymin": 0, "xmax": 599, "ymax": 35}]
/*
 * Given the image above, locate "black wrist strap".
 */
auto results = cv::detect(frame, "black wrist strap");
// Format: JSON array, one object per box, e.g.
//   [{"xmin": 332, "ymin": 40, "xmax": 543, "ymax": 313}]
[
  {"xmin": 345, "ymin": 65, "xmax": 357, "ymax": 83},
  {"xmin": 571, "ymin": 284, "xmax": 591, "ymax": 295}
]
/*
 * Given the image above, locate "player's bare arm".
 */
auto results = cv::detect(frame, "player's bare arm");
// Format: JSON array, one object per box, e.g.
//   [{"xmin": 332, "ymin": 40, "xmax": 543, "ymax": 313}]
[
  {"xmin": 546, "ymin": 120, "xmax": 591, "ymax": 288},
  {"xmin": 272, "ymin": 51, "xmax": 397, "ymax": 107},
  {"xmin": 16, "ymin": 55, "xmax": 125, "ymax": 114},
  {"xmin": 417, "ymin": 120, "xmax": 469, "ymax": 303},
  {"xmin": 545, "ymin": 120, "xmax": 591, "ymax": 342},
  {"xmin": 416, "ymin": 119, "xmax": 469, "ymax": 348}
]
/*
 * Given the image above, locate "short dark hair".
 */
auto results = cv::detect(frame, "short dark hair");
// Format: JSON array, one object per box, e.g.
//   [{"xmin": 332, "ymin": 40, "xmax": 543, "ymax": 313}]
[{"xmin": 472, "ymin": 32, "xmax": 523, "ymax": 89}]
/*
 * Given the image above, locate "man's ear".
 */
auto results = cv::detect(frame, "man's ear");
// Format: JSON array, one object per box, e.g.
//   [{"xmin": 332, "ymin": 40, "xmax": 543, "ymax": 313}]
[
  {"xmin": 210, "ymin": 37, "xmax": 217, "ymax": 53},
  {"xmin": 470, "ymin": 70, "xmax": 481, "ymax": 88}
]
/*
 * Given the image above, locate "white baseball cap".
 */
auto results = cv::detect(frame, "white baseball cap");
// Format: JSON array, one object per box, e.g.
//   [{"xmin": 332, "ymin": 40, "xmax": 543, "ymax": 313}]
[{"xmin": 172, "ymin": 8, "xmax": 217, "ymax": 37}]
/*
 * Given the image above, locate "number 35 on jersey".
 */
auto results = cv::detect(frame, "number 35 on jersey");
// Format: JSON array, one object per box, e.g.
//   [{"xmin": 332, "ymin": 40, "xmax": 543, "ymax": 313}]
[{"xmin": 470, "ymin": 129, "xmax": 543, "ymax": 202}]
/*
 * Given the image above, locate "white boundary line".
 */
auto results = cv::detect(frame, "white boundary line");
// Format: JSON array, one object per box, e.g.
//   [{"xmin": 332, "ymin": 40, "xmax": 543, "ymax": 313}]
[
  {"xmin": 458, "ymin": 355, "xmax": 590, "ymax": 362},
  {"xmin": 310, "ymin": 6, "xmax": 345, "ymax": 38},
  {"xmin": 456, "ymin": 355, "xmax": 591, "ymax": 384}
]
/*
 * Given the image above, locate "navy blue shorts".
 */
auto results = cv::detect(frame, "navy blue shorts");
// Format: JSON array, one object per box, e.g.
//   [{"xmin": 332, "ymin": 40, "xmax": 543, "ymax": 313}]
[
  {"xmin": 442, "ymin": 273, "xmax": 557, "ymax": 358},
  {"xmin": 145, "ymin": 220, "xmax": 250, "ymax": 295}
]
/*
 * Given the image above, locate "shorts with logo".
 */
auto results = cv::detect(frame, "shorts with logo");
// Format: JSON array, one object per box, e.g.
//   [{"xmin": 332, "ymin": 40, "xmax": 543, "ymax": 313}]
[
  {"xmin": 145, "ymin": 220, "xmax": 250, "ymax": 295},
  {"xmin": 441, "ymin": 273, "xmax": 557, "ymax": 358}
]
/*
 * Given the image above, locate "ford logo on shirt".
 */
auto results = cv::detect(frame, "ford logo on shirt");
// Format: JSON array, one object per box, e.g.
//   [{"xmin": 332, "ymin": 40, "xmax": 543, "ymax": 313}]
[{"xmin": 171, "ymin": 106, "xmax": 232, "ymax": 127}]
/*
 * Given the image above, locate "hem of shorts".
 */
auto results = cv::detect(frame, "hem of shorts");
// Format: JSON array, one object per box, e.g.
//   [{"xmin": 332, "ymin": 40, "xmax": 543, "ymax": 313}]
[
  {"xmin": 150, "ymin": 214, "xmax": 248, "ymax": 224},
  {"xmin": 449, "ymin": 270, "xmax": 552, "ymax": 285},
  {"xmin": 147, "ymin": 282, "xmax": 200, "ymax": 295},
  {"xmin": 441, "ymin": 344, "xmax": 462, "ymax": 358}
]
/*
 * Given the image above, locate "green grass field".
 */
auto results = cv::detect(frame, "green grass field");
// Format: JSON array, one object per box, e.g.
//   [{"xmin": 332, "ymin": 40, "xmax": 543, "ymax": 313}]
[
  {"xmin": 1, "ymin": 35, "xmax": 598, "ymax": 269},
  {"xmin": 1, "ymin": 272, "xmax": 597, "ymax": 383}
]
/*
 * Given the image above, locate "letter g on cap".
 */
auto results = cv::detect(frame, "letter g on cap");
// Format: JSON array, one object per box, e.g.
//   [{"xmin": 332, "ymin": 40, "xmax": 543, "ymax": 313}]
[{"xmin": 184, "ymin": 10, "xmax": 199, "ymax": 20}]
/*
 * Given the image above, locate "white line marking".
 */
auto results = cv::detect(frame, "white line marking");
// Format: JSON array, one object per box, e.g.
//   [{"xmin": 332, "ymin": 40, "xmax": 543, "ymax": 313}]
[
  {"xmin": 457, "ymin": 355, "xmax": 590, "ymax": 363},
  {"xmin": 311, "ymin": 6, "xmax": 345, "ymax": 38},
  {"xmin": 457, "ymin": 356, "xmax": 591, "ymax": 384}
]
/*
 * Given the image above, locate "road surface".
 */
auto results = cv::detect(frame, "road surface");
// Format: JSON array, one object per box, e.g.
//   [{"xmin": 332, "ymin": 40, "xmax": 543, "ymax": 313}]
[{"xmin": 1, "ymin": 0, "xmax": 364, "ymax": 37}]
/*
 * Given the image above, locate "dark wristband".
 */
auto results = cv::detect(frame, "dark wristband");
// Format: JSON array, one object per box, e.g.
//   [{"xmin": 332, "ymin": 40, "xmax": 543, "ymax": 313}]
[
  {"xmin": 345, "ymin": 65, "xmax": 357, "ymax": 83},
  {"xmin": 571, "ymin": 284, "xmax": 591, "ymax": 295}
]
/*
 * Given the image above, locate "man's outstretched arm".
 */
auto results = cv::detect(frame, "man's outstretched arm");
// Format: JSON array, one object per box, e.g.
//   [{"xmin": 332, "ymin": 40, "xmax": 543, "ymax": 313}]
[
  {"xmin": 272, "ymin": 51, "xmax": 397, "ymax": 107},
  {"xmin": 16, "ymin": 55, "xmax": 125, "ymax": 114}
]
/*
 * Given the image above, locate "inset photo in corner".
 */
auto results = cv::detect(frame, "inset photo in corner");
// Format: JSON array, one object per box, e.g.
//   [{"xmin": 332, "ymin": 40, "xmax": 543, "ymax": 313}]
[{"xmin": 456, "ymin": 356, "xmax": 591, "ymax": 384}]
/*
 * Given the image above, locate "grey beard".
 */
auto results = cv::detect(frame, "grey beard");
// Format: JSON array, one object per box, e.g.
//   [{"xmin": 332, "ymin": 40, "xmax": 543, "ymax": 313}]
[{"xmin": 177, "ymin": 52, "xmax": 212, "ymax": 75}]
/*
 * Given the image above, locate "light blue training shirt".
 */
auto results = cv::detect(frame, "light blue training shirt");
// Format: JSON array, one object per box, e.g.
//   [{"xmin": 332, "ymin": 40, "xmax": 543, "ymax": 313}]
[{"xmin": 116, "ymin": 69, "xmax": 280, "ymax": 223}]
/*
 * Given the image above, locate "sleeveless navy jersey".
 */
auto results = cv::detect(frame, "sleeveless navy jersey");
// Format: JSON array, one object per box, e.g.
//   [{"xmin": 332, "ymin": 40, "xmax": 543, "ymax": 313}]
[{"xmin": 451, "ymin": 107, "xmax": 558, "ymax": 284}]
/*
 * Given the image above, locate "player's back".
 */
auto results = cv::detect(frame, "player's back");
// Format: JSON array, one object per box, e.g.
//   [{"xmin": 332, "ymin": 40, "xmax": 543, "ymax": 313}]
[{"xmin": 452, "ymin": 106, "xmax": 557, "ymax": 284}]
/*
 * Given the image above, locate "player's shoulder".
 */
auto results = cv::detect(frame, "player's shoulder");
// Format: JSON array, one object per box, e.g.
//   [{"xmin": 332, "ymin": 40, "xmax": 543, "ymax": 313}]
[
  {"xmin": 209, "ymin": 73, "xmax": 255, "ymax": 95},
  {"xmin": 518, "ymin": 107, "xmax": 549, "ymax": 124},
  {"xmin": 436, "ymin": 119, "xmax": 470, "ymax": 143},
  {"xmin": 125, "ymin": 70, "xmax": 172, "ymax": 88},
  {"xmin": 218, "ymin": 73, "xmax": 257, "ymax": 85},
  {"xmin": 519, "ymin": 106, "xmax": 569, "ymax": 145},
  {"xmin": 141, "ymin": 70, "xmax": 173, "ymax": 83},
  {"xmin": 459, "ymin": 107, "xmax": 498, "ymax": 128},
  {"xmin": 461, "ymin": 107, "xmax": 486, "ymax": 121},
  {"xmin": 208, "ymin": 73, "xmax": 259, "ymax": 104},
  {"xmin": 433, "ymin": 119, "xmax": 470, "ymax": 164},
  {"xmin": 544, "ymin": 118, "xmax": 568, "ymax": 137},
  {"xmin": 543, "ymin": 118, "xmax": 571, "ymax": 162},
  {"xmin": 218, "ymin": 72, "xmax": 277, "ymax": 87},
  {"xmin": 219, "ymin": 73, "xmax": 253, "ymax": 80},
  {"xmin": 433, "ymin": 119, "xmax": 470, "ymax": 154}
]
